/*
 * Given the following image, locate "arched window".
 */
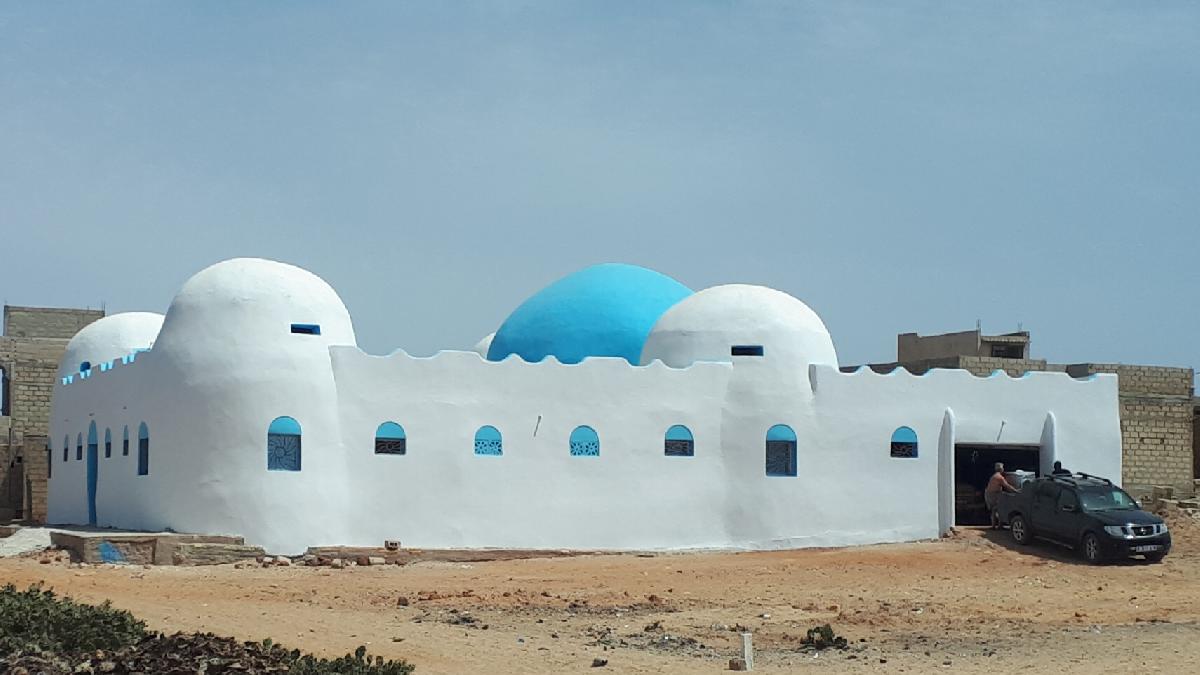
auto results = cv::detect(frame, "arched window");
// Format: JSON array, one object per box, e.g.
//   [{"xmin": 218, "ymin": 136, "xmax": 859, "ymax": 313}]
[
  {"xmin": 137, "ymin": 423, "xmax": 149, "ymax": 476},
  {"xmin": 104, "ymin": 428, "xmax": 112, "ymax": 458},
  {"xmin": 765, "ymin": 424, "xmax": 797, "ymax": 477},
  {"xmin": 890, "ymin": 426, "xmax": 918, "ymax": 458},
  {"xmin": 62, "ymin": 435, "xmax": 69, "ymax": 463},
  {"xmin": 122, "ymin": 426, "xmax": 129, "ymax": 456},
  {"xmin": 569, "ymin": 425, "xmax": 599, "ymax": 457},
  {"xmin": 664, "ymin": 425, "xmax": 694, "ymax": 457},
  {"xmin": 76, "ymin": 433, "xmax": 83, "ymax": 461},
  {"xmin": 474, "ymin": 425, "xmax": 502, "ymax": 456},
  {"xmin": 375, "ymin": 422, "xmax": 406, "ymax": 455},
  {"xmin": 267, "ymin": 416, "xmax": 302, "ymax": 471}
]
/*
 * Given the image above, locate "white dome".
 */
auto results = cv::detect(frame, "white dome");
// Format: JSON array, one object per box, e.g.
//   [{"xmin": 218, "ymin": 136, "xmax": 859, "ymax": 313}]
[
  {"xmin": 58, "ymin": 312, "xmax": 164, "ymax": 376},
  {"xmin": 154, "ymin": 257, "xmax": 356, "ymax": 356},
  {"xmin": 472, "ymin": 332, "xmax": 495, "ymax": 356},
  {"xmin": 639, "ymin": 284, "xmax": 837, "ymax": 368}
]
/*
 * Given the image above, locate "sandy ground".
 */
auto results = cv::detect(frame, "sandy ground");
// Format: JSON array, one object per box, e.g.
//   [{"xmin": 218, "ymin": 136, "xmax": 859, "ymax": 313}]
[{"xmin": 3, "ymin": 516, "xmax": 1199, "ymax": 674}]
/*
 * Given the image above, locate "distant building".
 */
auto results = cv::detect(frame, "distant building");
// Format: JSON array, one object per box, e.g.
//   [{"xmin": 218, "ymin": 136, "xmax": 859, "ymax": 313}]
[
  {"xmin": 849, "ymin": 327, "xmax": 1197, "ymax": 500},
  {"xmin": 1, "ymin": 305, "xmax": 105, "ymax": 522}
]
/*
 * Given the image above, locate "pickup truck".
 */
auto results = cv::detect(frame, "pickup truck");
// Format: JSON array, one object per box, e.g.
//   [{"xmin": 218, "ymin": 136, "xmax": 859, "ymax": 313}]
[{"xmin": 995, "ymin": 474, "xmax": 1171, "ymax": 564}]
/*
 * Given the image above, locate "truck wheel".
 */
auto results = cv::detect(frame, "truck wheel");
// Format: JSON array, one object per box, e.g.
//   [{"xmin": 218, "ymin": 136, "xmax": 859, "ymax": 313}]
[
  {"xmin": 1082, "ymin": 533, "xmax": 1103, "ymax": 564},
  {"xmin": 1010, "ymin": 515, "xmax": 1031, "ymax": 545}
]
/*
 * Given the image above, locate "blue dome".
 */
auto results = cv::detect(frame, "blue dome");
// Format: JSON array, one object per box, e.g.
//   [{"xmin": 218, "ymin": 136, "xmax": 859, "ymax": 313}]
[{"xmin": 487, "ymin": 263, "xmax": 692, "ymax": 364}]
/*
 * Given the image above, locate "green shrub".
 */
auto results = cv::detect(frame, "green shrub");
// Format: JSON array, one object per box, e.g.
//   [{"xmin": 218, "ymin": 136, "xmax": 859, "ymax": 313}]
[
  {"xmin": 0, "ymin": 583, "xmax": 148, "ymax": 656},
  {"xmin": 0, "ymin": 586, "xmax": 414, "ymax": 673},
  {"xmin": 288, "ymin": 644, "xmax": 415, "ymax": 675}
]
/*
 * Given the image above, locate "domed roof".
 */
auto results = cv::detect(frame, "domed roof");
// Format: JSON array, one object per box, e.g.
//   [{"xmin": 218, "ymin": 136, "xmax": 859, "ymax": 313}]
[
  {"xmin": 486, "ymin": 263, "xmax": 692, "ymax": 364},
  {"xmin": 471, "ymin": 332, "xmax": 495, "ymax": 357},
  {"xmin": 154, "ymin": 258, "xmax": 356, "ymax": 355},
  {"xmin": 639, "ymin": 284, "xmax": 837, "ymax": 368},
  {"xmin": 58, "ymin": 312, "xmax": 165, "ymax": 376}
]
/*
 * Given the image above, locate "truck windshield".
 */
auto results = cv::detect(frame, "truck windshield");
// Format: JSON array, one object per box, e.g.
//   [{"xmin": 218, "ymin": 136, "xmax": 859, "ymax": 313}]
[{"xmin": 1078, "ymin": 487, "xmax": 1138, "ymax": 512}]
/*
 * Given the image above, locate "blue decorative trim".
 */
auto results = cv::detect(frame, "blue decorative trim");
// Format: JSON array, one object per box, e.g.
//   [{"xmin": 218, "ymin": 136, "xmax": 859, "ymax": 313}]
[
  {"xmin": 766, "ymin": 424, "xmax": 796, "ymax": 442},
  {"xmin": 569, "ymin": 425, "xmax": 600, "ymax": 457},
  {"xmin": 268, "ymin": 416, "xmax": 302, "ymax": 436},
  {"xmin": 376, "ymin": 422, "xmax": 405, "ymax": 439},
  {"xmin": 890, "ymin": 425, "xmax": 918, "ymax": 458},
  {"xmin": 375, "ymin": 422, "xmax": 407, "ymax": 455},
  {"xmin": 474, "ymin": 425, "xmax": 502, "ymax": 456}
]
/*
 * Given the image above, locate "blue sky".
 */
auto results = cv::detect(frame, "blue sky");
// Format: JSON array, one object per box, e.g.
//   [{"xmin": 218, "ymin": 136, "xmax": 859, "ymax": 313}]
[{"xmin": 1, "ymin": 2, "xmax": 1197, "ymax": 374}]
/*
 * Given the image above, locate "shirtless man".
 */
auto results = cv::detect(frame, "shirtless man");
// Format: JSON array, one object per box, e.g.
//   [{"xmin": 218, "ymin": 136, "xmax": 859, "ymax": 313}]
[{"xmin": 985, "ymin": 462, "xmax": 1018, "ymax": 528}]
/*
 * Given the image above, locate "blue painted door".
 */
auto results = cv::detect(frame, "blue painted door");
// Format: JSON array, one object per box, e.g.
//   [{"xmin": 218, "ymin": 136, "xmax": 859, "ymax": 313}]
[{"xmin": 86, "ymin": 442, "xmax": 98, "ymax": 525}]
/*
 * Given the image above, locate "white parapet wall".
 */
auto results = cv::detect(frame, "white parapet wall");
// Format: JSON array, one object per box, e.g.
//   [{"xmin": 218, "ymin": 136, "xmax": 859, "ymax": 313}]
[{"xmin": 46, "ymin": 258, "xmax": 1125, "ymax": 554}]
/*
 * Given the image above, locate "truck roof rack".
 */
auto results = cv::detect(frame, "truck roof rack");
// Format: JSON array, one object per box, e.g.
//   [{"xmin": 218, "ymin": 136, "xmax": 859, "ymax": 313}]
[{"xmin": 1051, "ymin": 472, "xmax": 1112, "ymax": 487}]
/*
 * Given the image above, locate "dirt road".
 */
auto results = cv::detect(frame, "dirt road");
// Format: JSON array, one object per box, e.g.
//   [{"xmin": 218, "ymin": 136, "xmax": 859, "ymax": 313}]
[{"xmin": 3, "ymin": 519, "xmax": 1199, "ymax": 674}]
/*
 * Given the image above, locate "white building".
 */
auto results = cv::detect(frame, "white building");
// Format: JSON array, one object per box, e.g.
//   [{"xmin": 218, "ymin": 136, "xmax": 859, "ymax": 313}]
[{"xmin": 47, "ymin": 258, "xmax": 1123, "ymax": 554}]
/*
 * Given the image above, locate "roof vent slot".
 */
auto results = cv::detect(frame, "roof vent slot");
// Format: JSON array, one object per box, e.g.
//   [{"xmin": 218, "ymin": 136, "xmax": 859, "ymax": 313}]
[{"xmin": 731, "ymin": 345, "xmax": 764, "ymax": 357}]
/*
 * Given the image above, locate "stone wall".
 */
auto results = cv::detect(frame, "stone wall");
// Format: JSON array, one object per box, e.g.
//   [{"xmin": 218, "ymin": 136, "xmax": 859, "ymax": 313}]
[
  {"xmin": 3, "ymin": 306, "xmax": 104, "ymax": 339},
  {"xmin": 955, "ymin": 356, "xmax": 1062, "ymax": 378},
  {"xmin": 0, "ymin": 337, "xmax": 70, "ymax": 437},
  {"xmin": 1066, "ymin": 364, "xmax": 1195, "ymax": 493},
  {"xmin": 1117, "ymin": 398, "xmax": 1194, "ymax": 493},
  {"xmin": 877, "ymin": 356, "xmax": 1061, "ymax": 378},
  {"xmin": 1194, "ymin": 399, "xmax": 1200, "ymax": 486},
  {"xmin": 1, "ymin": 306, "xmax": 104, "ymax": 522},
  {"xmin": 0, "ymin": 435, "xmax": 49, "ymax": 523},
  {"xmin": 24, "ymin": 436, "xmax": 49, "ymax": 523}
]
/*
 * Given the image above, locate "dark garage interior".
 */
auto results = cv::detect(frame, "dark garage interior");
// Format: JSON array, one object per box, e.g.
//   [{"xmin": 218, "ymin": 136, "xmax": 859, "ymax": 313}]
[{"xmin": 954, "ymin": 444, "xmax": 1040, "ymax": 525}]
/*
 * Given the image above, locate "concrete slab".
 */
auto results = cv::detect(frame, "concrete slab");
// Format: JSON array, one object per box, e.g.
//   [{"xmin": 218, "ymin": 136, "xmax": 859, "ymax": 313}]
[{"xmin": 49, "ymin": 529, "xmax": 244, "ymax": 565}]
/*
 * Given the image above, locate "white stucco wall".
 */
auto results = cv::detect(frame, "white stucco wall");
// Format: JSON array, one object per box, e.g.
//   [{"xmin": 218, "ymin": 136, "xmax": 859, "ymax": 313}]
[{"xmin": 46, "ymin": 258, "xmax": 1126, "ymax": 555}]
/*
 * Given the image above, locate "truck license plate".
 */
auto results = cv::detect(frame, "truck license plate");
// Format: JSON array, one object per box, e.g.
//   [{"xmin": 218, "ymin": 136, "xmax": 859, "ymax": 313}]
[{"xmin": 1132, "ymin": 545, "xmax": 1161, "ymax": 553}]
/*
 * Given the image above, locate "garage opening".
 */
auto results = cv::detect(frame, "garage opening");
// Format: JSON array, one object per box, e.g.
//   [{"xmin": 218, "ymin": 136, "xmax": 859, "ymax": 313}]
[{"xmin": 954, "ymin": 444, "xmax": 1040, "ymax": 525}]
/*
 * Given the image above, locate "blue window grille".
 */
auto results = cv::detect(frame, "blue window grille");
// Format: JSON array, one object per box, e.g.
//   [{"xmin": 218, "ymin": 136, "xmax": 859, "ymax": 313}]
[
  {"xmin": 76, "ymin": 433, "xmax": 83, "ymax": 461},
  {"xmin": 664, "ymin": 425, "xmax": 694, "ymax": 457},
  {"xmin": 267, "ymin": 416, "xmax": 302, "ymax": 471},
  {"xmin": 474, "ymin": 425, "xmax": 503, "ymax": 456},
  {"xmin": 122, "ymin": 426, "xmax": 129, "ymax": 456},
  {"xmin": 569, "ymin": 426, "xmax": 600, "ymax": 457},
  {"xmin": 890, "ymin": 426, "xmax": 918, "ymax": 458},
  {"xmin": 290, "ymin": 323, "xmax": 321, "ymax": 335},
  {"xmin": 62, "ymin": 436, "xmax": 69, "ymax": 462},
  {"xmin": 375, "ymin": 422, "xmax": 407, "ymax": 455},
  {"xmin": 765, "ymin": 424, "xmax": 797, "ymax": 477},
  {"xmin": 104, "ymin": 428, "xmax": 112, "ymax": 458},
  {"xmin": 137, "ymin": 423, "xmax": 149, "ymax": 476}
]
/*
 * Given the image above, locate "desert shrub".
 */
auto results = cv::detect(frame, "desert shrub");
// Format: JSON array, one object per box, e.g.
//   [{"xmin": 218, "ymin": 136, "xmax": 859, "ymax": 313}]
[
  {"xmin": 289, "ymin": 644, "xmax": 415, "ymax": 675},
  {"xmin": 0, "ymin": 583, "xmax": 147, "ymax": 655},
  {"xmin": 0, "ymin": 587, "xmax": 414, "ymax": 673}
]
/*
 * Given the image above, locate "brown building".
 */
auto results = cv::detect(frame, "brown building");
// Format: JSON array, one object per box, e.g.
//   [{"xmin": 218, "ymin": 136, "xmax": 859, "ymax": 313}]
[
  {"xmin": 1, "ymin": 305, "xmax": 104, "ymax": 523},
  {"xmin": 850, "ymin": 328, "xmax": 1197, "ymax": 497}
]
